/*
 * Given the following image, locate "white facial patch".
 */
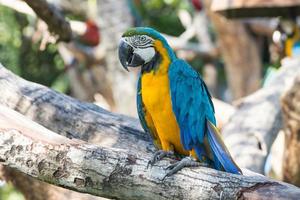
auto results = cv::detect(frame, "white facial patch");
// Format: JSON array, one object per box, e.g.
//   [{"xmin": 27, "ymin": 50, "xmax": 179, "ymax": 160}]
[
  {"xmin": 123, "ymin": 35, "xmax": 156, "ymax": 64},
  {"xmin": 134, "ymin": 47, "xmax": 155, "ymax": 63}
]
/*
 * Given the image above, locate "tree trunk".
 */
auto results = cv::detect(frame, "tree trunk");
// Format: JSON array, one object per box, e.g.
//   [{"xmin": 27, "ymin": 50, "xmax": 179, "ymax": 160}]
[
  {"xmin": 97, "ymin": 0, "xmax": 137, "ymax": 115},
  {"xmin": 282, "ymin": 74, "xmax": 300, "ymax": 186},
  {"xmin": 206, "ymin": 1, "xmax": 262, "ymax": 100}
]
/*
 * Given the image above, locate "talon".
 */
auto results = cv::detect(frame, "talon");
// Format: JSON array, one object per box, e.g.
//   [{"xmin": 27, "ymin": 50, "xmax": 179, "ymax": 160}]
[
  {"xmin": 164, "ymin": 162, "xmax": 177, "ymax": 170},
  {"xmin": 147, "ymin": 150, "xmax": 174, "ymax": 168},
  {"xmin": 163, "ymin": 156, "xmax": 208, "ymax": 180}
]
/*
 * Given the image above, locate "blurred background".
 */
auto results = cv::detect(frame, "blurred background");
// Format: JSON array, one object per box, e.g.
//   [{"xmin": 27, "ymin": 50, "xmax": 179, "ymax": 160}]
[{"xmin": 0, "ymin": 0, "xmax": 300, "ymax": 199}]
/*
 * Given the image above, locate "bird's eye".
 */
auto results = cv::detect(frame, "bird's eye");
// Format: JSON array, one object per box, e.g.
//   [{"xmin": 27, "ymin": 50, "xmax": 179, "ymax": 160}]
[{"xmin": 140, "ymin": 36, "xmax": 146, "ymax": 42}]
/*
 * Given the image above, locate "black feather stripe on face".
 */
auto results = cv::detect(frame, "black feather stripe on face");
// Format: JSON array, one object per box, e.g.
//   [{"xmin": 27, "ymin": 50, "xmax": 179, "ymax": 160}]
[{"xmin": 141, "ymin": 52, "xmax": 161, "ymax": 73}]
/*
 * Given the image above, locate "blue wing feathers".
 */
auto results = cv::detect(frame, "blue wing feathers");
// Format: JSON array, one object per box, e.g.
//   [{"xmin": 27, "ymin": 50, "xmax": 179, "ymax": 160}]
[
  {"xmin": 169, "ymin": 59, "xmax": 212, "ymax": 147},
  {"xmin": 206, "ymin": 120, "xmax": 242, "ymax": 174},
  {"xmin": 169, "ymin": 59, "xmax": 241, "ymax": 174}
]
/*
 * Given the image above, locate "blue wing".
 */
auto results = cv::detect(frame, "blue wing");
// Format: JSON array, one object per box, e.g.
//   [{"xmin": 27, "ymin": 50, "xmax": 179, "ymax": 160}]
[
  {"xmin": 206, "ymin": 121, "xmax": 242, "ymax": 174},
  {"xmin": 168, "ymin": 59, "xmax": 215, "ymax": 149},
  {"xmin": 168, "ymin": 59, "xmax": 241, "ymax": 174},
  {"xmin": 137, "ymin": 75, "xmax": 162, "ymax": 149}
]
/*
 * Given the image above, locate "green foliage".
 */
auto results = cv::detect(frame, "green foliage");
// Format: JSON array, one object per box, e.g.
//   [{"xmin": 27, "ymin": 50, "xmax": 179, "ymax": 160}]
[
  {"xmin": 51, "ymin": 73, "xmax": 70, "ymax": 93},
  {"xmin": 18, "ymin": 41, "xmax": 66, "ymax": 88},
  {"xmin": 0, "ymin": 5, "xmax": 68, "ymax": 93},
  {"xmin": 0, "ymin": 6, "xmax": 21, "ymax": 74},
  {"xmin": 136, "ymin": 0, "xmax": 191, "ymax": 36},
  {"xmin": 0, "ymin": 182, "xmax": 24, "ymax": 200}
]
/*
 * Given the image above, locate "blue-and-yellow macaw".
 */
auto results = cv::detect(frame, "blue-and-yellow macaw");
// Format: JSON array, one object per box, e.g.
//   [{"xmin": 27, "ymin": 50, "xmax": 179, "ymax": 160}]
[
  {"xmin": 275, "ymin": 19, "xmax": 300, "ymax": 57},
  {"xmin": 118, "ymin": 27, "xmax": 242, "ymax": 177}
]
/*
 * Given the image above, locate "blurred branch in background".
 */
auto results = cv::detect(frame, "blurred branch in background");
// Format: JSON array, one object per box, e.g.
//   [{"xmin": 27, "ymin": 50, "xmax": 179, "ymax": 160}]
[
  {"xmin": 23, "ymin": 0, "xmax": 72, "ymax": 42},
  {"xmin": 222, "ymin": 58, "xmax": 300, "ymax": 174},
  {"xmin": 282, "ymin": 74, "xmax": 300, "ymax": 187},
  {"xmin": 211, "ymin": 0, "xmax": 300, "ymax": 18},
  {"xmin": 50, "ymin": 0, "xmax": 88, "ymax": 17},
  {"xmin": 163, "ymin": 34, "xmax": 218, "ymax": 59},
  {"xmin": 205, "ymin": 0, "xmax": 262, "ymax": 100},
  {"xmin": 164, "ymin": 8, "xmax": 219, "ymax": 60},
  {"xmin": 95, "ymin": 0, "xmax": 137, "ymax": 115},
  {"xmin": 212, "ymin": 98, "xmax": 235, "ymax": 129}
]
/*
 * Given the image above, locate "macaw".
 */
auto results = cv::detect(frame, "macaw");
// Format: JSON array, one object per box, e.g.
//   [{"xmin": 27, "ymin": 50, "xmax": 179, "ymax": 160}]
[
  {"xmin": 118, "ymin": 27, "xmax": 242, "ymax": 178},
  {"xmin": 276, "ymin": 19, "xmax": 300, "ymax": 57}
]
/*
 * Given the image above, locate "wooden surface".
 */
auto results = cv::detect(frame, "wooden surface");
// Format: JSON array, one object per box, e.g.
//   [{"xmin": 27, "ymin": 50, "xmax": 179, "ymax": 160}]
[
  {"xmin": 1, "ymin": 61, "xmax": 300, "ymax": 198},
  {"xmin": 1, "ymin": 104, "xmax": 300, "ymax": 199},
  {"xmin": 211, "ymin": 0, "xmax": 300, "ymax": 18},
  {"xmin": 1, "ymin": 63, "xmax": 300, "ymax": 199}
]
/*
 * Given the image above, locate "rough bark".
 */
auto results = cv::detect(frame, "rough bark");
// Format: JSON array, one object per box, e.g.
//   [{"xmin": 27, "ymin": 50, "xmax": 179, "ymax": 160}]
[
  {"xmin": 206, "ymin": 1, "xmax": 262, "ymax": 100},
  {"xmin": 222, "ymin": 58, "xmax": 300, "ymax": 173},
  {"xmin": 0, "ymin": 105, "xmax": 300, "ymax": 200},
  {"xmin": 282, "ymin": 74, "xmax": 300, "ymax": 186},
  {"xmin": 23, "ymin": 0, "xmax": 72, "ymax": 42},
  {"xmin": 1, "ymin": 55, "xmax": 299, "ymax": 178},
  {"xmin": 0, "ymin": 64, "xmax": 147, "ymax": 150},
  {"xmin": 1, "ymin": 166, "xmax": 104, "ymax": 200}
]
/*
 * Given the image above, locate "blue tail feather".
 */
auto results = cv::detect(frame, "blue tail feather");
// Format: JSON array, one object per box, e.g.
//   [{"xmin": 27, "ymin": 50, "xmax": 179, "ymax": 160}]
[{"xmin": 206, "ymin": 120, "xmax": 242, "ymax": 175}]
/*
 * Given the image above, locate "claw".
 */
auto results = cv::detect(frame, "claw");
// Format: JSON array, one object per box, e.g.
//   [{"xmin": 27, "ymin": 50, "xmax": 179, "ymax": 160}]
[
  {"xmin": 162, "ymin": 157, "xmax": 209, "ymax": 180},
  {"xmin": 164, "ymin": 162, "xmax": 178, "ymax": 170},
  {"xmin": 147, "ymin": 150, "xmax": 174, "ymax": 168}
]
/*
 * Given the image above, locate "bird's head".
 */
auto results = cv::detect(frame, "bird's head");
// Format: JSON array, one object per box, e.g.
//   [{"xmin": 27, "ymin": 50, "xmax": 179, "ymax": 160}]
[{"xmin": 118, "ymin": 27, "xmax": 174, "ymax": 72}]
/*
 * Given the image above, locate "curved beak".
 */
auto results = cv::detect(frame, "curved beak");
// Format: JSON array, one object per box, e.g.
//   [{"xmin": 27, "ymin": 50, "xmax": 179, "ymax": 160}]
[{"xmin": 118, "ymin": 39, "xmax": 145, "ymax": 71}]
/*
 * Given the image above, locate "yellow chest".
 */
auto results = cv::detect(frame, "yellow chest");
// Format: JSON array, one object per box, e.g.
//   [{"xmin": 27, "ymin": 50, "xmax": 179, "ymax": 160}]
[
  {"xmin": 140, "ymin": 39, "xmax": 188, "ymax": 155},
  {"xmin": 141, "ymin": 72, "xmax": 188, "ymax": 155},
  {"xmin": 141, "ymin": 73, "xmax": 169, "ymax": 109}
]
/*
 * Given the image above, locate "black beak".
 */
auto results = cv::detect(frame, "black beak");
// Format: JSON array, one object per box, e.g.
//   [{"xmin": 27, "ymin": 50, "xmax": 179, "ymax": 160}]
[{"xmin": 118, "ymin": 39, "xmax": 145, "ymax": 71}]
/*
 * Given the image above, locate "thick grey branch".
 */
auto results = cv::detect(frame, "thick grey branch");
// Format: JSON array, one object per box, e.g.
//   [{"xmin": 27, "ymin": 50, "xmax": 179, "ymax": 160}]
[
  {"xmin": 0, "ymin": 105, "xmax": 300, "ymax": 200},
  {"xmin": 0, "ymin": 64, "xmax": 149, "ymax": 152},
  {"xmin": 222, "ymin": 58, "xmax": 300, "ymax": 173}
]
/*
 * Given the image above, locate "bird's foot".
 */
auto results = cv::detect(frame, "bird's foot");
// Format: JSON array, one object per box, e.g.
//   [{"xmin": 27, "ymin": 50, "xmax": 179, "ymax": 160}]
[
  {"xmin": 147, "ymin": 150, "xmax": 174, "ymax": 168},
  {"xmin": 162, "ymin": 156, "xmax": 208, "ymax": 180}
]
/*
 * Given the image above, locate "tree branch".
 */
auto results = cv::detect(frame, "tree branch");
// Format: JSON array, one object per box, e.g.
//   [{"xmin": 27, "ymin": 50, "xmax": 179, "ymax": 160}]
[
  {"xmin": 23, "ymin": 0, "xmax": 72, "ymax": 42},
  {"xmin": 0, "ymin": 63, "xmax": 148, "ymax": 151},
  {"xmin": 222, "ymin": 58, "xmax": 300, "ymax": 173},
  {"xmin": 0, "ymin": 104, "xmax": 300, "ymax": 200}
]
